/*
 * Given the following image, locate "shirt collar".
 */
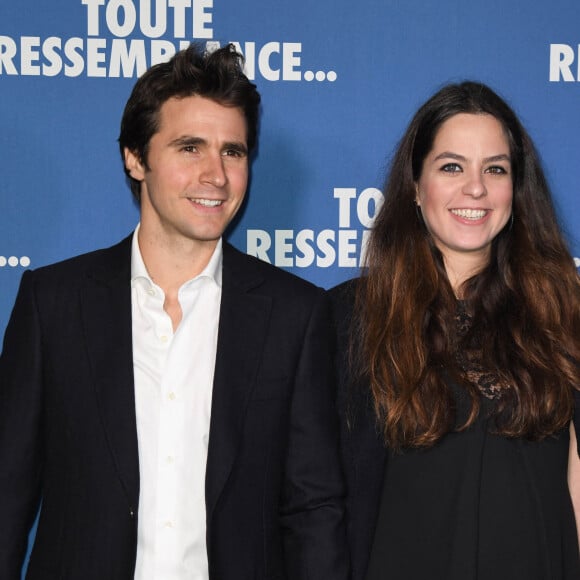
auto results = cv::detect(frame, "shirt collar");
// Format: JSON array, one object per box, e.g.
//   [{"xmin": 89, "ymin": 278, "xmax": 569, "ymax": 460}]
[{"xmin": 130, "ymin": 224, "xmax": 223, "ymax": 289}]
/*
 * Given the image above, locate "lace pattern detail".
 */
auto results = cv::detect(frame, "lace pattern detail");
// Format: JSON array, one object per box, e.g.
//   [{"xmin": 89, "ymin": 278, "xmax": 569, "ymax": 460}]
[{"xmin": 454, "ymin": 303, "xmax": 506, "ymax": 400}]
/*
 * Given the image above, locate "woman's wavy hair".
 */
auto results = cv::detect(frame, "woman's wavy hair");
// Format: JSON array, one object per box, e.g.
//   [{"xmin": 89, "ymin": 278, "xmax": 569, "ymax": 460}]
[{"xmin": 357, "ymin": 81, "xmax": 580, "ymax": 449}]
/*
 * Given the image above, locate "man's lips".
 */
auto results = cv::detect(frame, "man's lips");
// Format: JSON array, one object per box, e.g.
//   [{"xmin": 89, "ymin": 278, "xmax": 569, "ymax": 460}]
[{"xmin": 187, "ymin": 198, "xmax": 224, "ymax": 207}]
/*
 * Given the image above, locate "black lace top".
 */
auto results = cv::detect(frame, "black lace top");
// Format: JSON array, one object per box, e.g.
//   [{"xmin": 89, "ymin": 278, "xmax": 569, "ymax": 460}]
[
  {"xmin": 362, "ymin": 301, "xmax": 580, "ymax": 580},
  {"xmin": 454, "ymin": 301, "xmax": 505, "ymax": 400},
  {"xmin": 330, "ymin": 279, "xmax": 580, "ymax": 580}
]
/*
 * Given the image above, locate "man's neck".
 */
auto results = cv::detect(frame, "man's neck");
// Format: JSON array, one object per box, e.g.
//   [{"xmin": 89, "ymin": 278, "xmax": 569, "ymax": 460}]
[
  {"xmin": 137, "ymin": 226, "xmax": 220, "ymax": 332},
  {"xmin": 137, "ymin": 226, "xmax": 218, "ymax": 297}
]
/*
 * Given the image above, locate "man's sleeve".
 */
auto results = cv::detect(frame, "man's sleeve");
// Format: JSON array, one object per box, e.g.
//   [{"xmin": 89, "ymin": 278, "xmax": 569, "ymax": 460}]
[
  {"xmin": 0, "ymin": 271, "xmax": 44, "ymax": 578},
  {"xmin": 279, "ymin": 289, "xmax": 349, "ymax": 579}
]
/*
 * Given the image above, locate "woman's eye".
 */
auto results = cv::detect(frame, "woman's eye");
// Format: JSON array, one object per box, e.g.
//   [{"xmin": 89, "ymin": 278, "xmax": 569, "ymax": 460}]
[
  {"xmin": 486, "ymin": 165, "xmax": 508, "ymax": 175},
  {"xmin": 441, "ymin": 163, "xmax": 462, "ymax": 173}
]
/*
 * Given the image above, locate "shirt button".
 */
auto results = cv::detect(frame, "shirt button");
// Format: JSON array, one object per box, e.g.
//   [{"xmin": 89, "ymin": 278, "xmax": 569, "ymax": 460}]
[
  {"xmin": 168, "ymin": 392, "xmax": 176, "ymax": 401},
  {"xmin": 164, "ymin": 520, "xmax": 174, "ymax": 528},
  {"xmin": 166, "ymin": 456, "xmax": 175, "ymax": 464},
  {"xmin": 160, "ymin": 335, "xmax": 168, "ymax": 343},
  {"xmin": 147, "ymin": 288, "xmax": 155, "ymax": 296}
]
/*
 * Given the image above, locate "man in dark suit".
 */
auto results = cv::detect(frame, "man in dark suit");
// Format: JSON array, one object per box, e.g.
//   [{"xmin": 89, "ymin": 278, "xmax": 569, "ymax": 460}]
[{"xmin": 0, "ymin": 44, "xmax": 347, "ymax": 580}]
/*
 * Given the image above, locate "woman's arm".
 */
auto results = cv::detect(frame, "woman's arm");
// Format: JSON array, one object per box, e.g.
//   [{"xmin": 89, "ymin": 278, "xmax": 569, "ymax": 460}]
[{"xmin": 569, "ymin": 421, "xmax": 580, "ymax": 548}]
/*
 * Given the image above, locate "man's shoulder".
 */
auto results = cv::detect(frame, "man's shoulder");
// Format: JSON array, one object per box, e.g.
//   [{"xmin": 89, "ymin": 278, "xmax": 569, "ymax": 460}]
[
  {"xmin": 223, "ymin": 242, "xmax": 323, "ymax": 300},
  {"xmin": 25, "ymin": 235, "xmax": 132, "ymax": 284}
]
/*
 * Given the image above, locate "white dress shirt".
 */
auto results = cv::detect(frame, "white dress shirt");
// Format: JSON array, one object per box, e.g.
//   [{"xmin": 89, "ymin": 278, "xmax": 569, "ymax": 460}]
[{"xmin": 131, "ymin": 227, "xmax": 222, "ymax": 580}]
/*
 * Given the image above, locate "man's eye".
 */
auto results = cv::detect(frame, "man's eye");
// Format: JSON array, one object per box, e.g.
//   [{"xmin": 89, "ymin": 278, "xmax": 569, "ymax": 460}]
[
  {"xmin": 224, "ymin": 149, "xmax": 245, "ymax": 158},
  {"xmin": 182, "ymin": 145, "xmax": 197, "ymax": 153},
  {"xmin": 441, "ymin": 163, "xmax": 461, "ymax": 173}
]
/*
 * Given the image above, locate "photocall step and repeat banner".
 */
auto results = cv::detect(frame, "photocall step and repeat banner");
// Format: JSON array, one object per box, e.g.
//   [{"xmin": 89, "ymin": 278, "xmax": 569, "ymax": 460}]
[{"xmin": 1, "ymin": 0, "xmax": 580, "ymax": 572}]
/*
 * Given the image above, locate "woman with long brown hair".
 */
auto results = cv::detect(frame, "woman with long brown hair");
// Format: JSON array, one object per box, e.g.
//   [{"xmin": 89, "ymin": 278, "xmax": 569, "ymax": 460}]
[{"xmin": 332, "ymin": 81, "xmax": 580, "ymax": 580}]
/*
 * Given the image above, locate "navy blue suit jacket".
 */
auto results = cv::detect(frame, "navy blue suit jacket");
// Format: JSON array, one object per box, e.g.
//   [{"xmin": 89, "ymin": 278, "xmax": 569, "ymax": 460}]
[{"xmin": 0, "ymin": 235, "xmax": 348, "ymax": 580}]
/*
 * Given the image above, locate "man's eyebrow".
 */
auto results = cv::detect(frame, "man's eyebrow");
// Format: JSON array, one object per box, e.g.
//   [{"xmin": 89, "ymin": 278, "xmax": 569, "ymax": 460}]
[
  {"xmin": 222, "ymin": 141, "xmax": 248, "ymax": 155},
  {"xmin": 169, "ymin": 136, "xmax": 206, "ymax": 147},
  {"xmin": 167, "ymin": 137, "xmax": 248, "ymax": 155}
]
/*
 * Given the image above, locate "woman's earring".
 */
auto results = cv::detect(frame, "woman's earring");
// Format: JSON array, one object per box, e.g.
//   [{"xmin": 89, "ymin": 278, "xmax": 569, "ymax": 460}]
[{"xmin": 414, "ymin": 199, "xmax": 422, "ymax": 221}]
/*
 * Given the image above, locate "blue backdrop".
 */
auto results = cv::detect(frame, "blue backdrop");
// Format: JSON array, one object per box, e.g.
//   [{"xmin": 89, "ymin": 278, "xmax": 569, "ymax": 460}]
[{"xmin": 2, "ymin": 0, "xmax": 580, "ymax": 574}]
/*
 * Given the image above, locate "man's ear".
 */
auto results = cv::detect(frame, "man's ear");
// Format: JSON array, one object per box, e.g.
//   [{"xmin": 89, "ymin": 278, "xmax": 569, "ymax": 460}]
[{"xmin": 124, "ymin": 148, "xmax": 146, "ymax": 181}]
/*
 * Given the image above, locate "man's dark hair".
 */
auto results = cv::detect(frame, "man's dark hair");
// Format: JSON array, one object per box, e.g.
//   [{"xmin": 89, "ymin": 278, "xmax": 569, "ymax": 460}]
[{"xmin": 119, "ymin": 43, "xmax": 261, "ymax": 200}]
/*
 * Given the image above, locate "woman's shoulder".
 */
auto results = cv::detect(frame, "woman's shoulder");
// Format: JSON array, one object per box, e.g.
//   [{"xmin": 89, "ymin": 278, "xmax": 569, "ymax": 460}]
[{"xmin": 329, "ymin": 277, "xmax": 359, "ymax": 315}]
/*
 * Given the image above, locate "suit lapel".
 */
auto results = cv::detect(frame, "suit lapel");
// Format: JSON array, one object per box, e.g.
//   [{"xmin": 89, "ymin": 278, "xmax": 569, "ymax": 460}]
[
  {"xmin": 80, "ymin": 236, "xmax": 140, "ymax": 514},
  {"xmin": 205, "ymin": 243, "xmax": 272, "ymax": 521},
  {"xmin": 76, "ymin": 238, "xmax": 271, "ymax": 521}
]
